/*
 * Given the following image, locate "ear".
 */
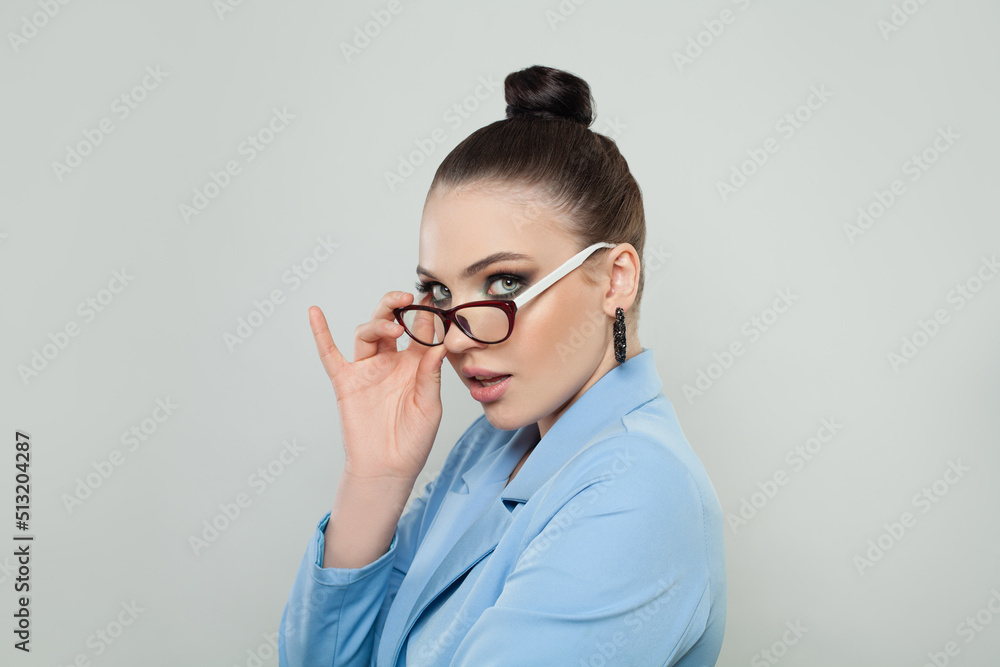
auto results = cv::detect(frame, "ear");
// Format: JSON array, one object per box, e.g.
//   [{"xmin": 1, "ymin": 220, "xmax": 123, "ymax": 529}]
[{"xmin": 603, "ymin": 243, "xmax": 640, "ymax": 316}]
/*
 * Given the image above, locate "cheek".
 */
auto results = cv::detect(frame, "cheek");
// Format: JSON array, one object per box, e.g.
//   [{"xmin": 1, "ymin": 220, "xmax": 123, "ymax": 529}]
[{"xmin": 514, "ymin": 297, "xmax": 602, "ymax": 364}]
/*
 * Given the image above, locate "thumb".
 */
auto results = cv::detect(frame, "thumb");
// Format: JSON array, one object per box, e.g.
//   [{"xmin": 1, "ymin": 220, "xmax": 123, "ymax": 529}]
[{"xmin": 414, "ymin": 343, "xmax": 447, "ymax": 401}]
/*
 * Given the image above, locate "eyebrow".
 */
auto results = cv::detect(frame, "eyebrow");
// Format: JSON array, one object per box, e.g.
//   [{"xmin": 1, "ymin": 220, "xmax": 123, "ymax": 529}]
[{"xmin": 416, "ymin": 251, "xmax": 533, "ymax": 281}]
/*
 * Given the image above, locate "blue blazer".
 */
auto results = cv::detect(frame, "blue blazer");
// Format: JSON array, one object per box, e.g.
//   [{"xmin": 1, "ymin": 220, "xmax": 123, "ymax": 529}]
[{"xmin": 279, "ymin": 347, "xmax": 726, "ymax": 666}]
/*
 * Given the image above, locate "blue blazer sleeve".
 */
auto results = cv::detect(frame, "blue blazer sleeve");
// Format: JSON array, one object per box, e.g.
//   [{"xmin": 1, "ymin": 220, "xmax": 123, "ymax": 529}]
[{"xmin": 278, "ymin": 476, "xmax": 437, "ymax": 667}]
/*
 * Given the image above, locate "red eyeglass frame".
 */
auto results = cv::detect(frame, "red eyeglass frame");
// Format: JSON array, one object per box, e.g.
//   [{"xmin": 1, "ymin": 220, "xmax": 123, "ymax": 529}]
[{"xmin": 392, "ymin": 300, "xmax": 517, "ymax": 346}]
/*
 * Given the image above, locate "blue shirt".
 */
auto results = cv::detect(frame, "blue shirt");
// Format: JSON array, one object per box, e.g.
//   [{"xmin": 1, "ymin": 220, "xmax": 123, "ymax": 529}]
[{"xmin": 279, "ymin": 347, "xmax": 726, "ymax": 666}]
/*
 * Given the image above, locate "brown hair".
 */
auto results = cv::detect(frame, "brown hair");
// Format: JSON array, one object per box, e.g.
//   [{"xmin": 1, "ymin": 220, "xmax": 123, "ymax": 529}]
[{"xmin": 427, "ymin": 65, "xmax": 647, "ymax": 326}]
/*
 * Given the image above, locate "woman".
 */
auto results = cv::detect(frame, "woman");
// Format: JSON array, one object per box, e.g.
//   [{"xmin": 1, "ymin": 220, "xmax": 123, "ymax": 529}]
[{"xmin": 279, "ymin": 65, "xmax": 726, "ymax": 666}]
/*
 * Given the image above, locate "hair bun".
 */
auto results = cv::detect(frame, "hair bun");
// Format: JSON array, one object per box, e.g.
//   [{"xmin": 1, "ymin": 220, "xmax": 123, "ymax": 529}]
[{"xmin": 504, "ymin": 65, "xmax": 595, "ymax": 128}]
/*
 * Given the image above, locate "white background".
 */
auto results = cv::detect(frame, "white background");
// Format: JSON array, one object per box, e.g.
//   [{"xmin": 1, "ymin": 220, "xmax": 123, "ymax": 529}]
[{"xmin": 2, "ymin": 1, "xmax": 999, "ymax": 665}]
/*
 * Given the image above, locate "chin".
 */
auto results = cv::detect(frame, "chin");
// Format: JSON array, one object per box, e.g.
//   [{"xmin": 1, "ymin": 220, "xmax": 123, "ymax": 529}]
[{"xmin": 481, "ymin": 405, "xmax": 531, "ymax": 432}]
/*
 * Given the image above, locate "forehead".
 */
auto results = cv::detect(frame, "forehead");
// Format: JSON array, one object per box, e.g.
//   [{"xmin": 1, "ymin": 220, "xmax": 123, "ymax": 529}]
[{"xmin": 418, "ymin": 183, "xmax": 574, "ymax": 276}]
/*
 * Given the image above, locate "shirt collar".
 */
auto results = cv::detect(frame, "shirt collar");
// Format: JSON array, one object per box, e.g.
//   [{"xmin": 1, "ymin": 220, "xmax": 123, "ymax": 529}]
[{"xmin": 459, "ymin": 347, "xmax": 661, "ymax": 508}]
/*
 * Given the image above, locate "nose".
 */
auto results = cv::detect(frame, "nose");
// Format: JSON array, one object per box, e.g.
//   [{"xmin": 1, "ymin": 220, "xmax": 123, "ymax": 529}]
[{"xmin": 442, "ymin": 314, "xmax": 487, "ymax": 355}]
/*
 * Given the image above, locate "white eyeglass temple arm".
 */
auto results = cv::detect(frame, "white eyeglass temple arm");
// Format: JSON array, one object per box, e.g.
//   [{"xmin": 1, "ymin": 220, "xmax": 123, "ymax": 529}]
[{"xmin": 513, "ymin": 242, "xmax": 617, "ymax": 309}]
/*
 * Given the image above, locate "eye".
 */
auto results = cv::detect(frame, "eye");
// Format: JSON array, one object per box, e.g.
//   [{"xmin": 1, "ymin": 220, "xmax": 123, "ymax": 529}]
[
  {"xmin": 414, "ymin": 280, "xmax": 450, "ymax": 304},
  {"xmin": 487, "ymin": 274, "xmax": 525, "ymax": 299}
]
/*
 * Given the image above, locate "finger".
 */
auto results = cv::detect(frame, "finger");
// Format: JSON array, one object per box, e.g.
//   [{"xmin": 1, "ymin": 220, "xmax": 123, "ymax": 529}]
[
  {"xmin": 398, "ymin": 292, "xmax": 444, "ymax": 357},
  {"xmin": 372, "ymin": 290, "xmax": 414, "ymax": 322},
  {"xmin": 309, "ymin": 306, "xmax": 347, "ymax": 380},
  {"xmin": 410, "ymin": 307, "xmax": 439, "ymax": 346},
  {"xmin": 355, "ymin": 318, "xmax": 407, "ymax": 361},
  {"xmin": 414, "ymin": 337, "xmax": 448, "ymax": 405},
  {"xmin": 356, "ymin": 291, "xmax": 413, "ymax": 361}
]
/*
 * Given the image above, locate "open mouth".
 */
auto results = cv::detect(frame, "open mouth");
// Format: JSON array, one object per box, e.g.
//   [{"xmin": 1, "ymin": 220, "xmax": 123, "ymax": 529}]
[
  {"xmin": 468, "ymin": 374, "xmax": 513, "ymax": 402},
  {"xmin": 473, "ymin": 374, "xmax": 511, "ymax": 387}
]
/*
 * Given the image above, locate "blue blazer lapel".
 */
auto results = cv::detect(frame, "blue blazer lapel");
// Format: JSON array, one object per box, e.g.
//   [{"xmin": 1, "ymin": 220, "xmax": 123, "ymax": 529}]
[{"xmin": 389, "ymin": 485, "xmax": 514, "ymax": 665}]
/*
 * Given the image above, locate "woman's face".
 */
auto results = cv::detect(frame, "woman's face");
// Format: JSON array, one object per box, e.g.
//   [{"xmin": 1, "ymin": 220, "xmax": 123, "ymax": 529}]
[{"xmin": 417, "ymin": 183, "xmax": 619, "ymax": 437}]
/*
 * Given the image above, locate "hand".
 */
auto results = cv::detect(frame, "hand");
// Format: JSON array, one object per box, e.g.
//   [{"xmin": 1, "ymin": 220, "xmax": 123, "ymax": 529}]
[{"xmin": 308, "ymin": 292, "xmax": 449, "ymax": 481}]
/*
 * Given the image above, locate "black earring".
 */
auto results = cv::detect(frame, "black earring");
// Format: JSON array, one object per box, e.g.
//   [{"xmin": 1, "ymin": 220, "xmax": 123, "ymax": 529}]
[{"xmin": 613, "ymin": 307, "xmax": 626, "ymax": 364}]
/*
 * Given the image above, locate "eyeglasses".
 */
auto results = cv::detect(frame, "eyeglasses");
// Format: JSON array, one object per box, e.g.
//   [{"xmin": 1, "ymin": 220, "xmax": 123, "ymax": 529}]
[{"xmin": 393, "ymin": 242, "xmax": 617, "ymax": 346}]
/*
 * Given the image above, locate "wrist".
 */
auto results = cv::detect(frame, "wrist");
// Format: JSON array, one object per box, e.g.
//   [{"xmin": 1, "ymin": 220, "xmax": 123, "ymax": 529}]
[
  {"xmin": 341, "ymin": 465, "xmax": 418, "ymax": 486},
  {"xmin": 337, "ymin": 468, "xmax": 416, "ymax": 512}
]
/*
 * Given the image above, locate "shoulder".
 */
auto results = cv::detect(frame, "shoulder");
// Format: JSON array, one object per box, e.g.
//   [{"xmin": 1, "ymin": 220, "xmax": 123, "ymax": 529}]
[
  {"xmin": 536, "ymin": 394, "xmax": 725, "ymax": 559},
  {"xmin": 557, "ymin": 395, "xmax": 716, "ymax": 498},
  {"xmin": 553, "ymin": 432, "xmax": 713, "ymax": 522}
]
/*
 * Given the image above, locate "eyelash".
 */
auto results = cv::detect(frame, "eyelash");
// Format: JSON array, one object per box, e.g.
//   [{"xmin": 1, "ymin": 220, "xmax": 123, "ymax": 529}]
[{"xmin": 414, "ymin": 273, "xmax": 528, "ymax": 303}]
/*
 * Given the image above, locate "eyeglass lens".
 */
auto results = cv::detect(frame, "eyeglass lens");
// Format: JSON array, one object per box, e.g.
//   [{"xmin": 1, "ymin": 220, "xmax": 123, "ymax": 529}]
[{"xmin": 400, "ymin": 306, "xmax": 510, "ymax": 345}]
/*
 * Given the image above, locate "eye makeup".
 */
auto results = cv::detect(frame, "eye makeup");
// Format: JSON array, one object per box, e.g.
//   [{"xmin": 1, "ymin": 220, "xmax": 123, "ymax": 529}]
[{"xmin": 414, "ymin": 272, "xmax": 530, "ymax": 305}]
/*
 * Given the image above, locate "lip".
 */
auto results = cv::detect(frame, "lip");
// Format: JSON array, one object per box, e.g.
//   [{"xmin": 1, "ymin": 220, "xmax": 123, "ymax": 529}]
[
  {"xmin": 468, "ymin": 374, "xmax": 512, "ymax": 403},
  {"xmin": 461, "ymin": 366, "xmax": 509, "ymax": 380}
]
